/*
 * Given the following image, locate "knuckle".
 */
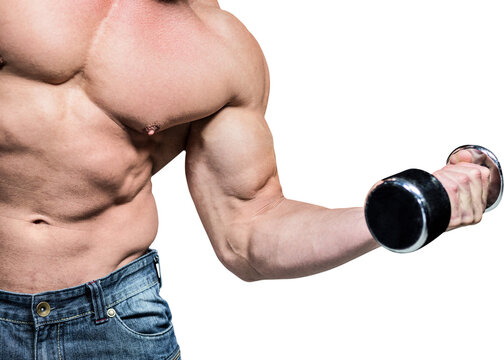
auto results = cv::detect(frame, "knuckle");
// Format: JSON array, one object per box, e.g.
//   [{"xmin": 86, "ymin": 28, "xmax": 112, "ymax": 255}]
[
  {"xmin": 469, "ymin": 168, "xmax": 481, "ymax": 179},
  {"xmin": 446, "ymin": 182, "xmax": 459, "ymax": 194},
  {"xmin": 481, "ymin": 167, "xmax": 491, "ymax": 179},
  {"xmin": 458, "ymin": 173, "xmax": 471, "ymax": 185},
  {"xmin": 461, "ymin": 214, "xmax": 474, "ymax": 225},
  {"xmin": 474, "ymin": 213, "xmax": 483, "ymax": 224},
  {"xmin": 450, "ymin": 217, "xmax": 462, "ymax": 228}
]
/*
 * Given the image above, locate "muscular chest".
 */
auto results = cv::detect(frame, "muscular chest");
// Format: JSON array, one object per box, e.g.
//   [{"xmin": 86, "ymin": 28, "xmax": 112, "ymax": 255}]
[
  {"xmin": 0, "ymin": 0, "xmax": 112, "ymax": 83},
  {"xmin": 84, "ymin": 1, "xmax": 232, "ymax": 134},
  {"xmin": 0, "ymin": 0, "xmax": 232, "ymax": 134}
]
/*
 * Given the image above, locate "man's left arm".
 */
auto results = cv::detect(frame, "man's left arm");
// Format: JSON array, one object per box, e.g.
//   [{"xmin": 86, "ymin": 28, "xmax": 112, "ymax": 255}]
[
  {"xmin": 184, "ymin": 9, "xmax": 488, "ymax": 281},
  {"xmin": 185, "ymin": 105, "xmax": 378, "ymax": 281}
]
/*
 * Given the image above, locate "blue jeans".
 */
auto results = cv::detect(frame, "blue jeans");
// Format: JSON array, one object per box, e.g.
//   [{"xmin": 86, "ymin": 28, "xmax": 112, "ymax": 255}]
[{"xmin": 0, "ymin": 250, "xmax": 181, "ymax": 360}]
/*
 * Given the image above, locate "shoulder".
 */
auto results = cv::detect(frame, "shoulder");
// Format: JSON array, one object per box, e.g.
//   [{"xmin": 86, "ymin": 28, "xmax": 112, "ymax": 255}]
[{"xmin": 192, "ymin": 3, "xmax": 270, "ymax": 113}]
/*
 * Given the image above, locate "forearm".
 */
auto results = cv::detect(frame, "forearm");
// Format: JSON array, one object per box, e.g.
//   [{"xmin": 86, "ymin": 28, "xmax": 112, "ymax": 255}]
[
  {"xmin": 241, "ymin": 198, "xmax": 379, "ymax": 280},
  {"xmin": 185, "ymin": 106, "xmax": 379, "ymax": 281}
]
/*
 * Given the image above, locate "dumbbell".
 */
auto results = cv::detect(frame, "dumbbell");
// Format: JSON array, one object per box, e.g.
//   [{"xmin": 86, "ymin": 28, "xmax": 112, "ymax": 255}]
[{"xmin": 365, "ymin": 145, "xmax": 503, "ymax": 253}]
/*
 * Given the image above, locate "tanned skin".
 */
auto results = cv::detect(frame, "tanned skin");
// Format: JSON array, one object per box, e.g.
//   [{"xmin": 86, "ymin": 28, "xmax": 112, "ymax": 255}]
[{"xmin": 0, "ymin": 0, "xmax": 489, "ymax": 293}]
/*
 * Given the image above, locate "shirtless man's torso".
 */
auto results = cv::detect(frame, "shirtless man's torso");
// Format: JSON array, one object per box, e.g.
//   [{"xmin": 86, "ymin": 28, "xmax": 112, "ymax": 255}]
[
  {"xmin": 0, "ymin": 1, "xmax": 490, "ymax": 357},
  {"xmin": 0, "ymin": 0, "xmax": 269, "ymax": 293}
]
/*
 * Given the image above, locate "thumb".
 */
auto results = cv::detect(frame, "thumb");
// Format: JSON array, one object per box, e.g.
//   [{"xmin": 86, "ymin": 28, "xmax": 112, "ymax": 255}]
[{"xmin": 448, "ymin": 149, "xmax": 473, "ymax": 165}]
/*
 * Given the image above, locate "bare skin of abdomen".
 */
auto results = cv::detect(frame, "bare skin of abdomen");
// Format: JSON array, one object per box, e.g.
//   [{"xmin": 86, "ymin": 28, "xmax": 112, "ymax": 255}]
[{"xmin": 0, "ymin": 75, "xmax": 164, "ymax": 293}]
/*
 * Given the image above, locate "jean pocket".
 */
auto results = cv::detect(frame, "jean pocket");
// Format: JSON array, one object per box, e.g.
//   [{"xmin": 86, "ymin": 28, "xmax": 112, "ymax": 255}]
[{"xmin": 111, "ymin": 284, "xmax": 174, "ymax": 338}]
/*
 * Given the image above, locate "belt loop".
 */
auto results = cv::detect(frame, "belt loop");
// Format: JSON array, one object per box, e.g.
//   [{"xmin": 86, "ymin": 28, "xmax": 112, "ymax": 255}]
[
  {"xmin": 86, "ymin": 280, "xmax": 108, "ymax": 325},
  {"xmin": 154, "ymin": 254, "xmax": 162, "ymax": 288}
]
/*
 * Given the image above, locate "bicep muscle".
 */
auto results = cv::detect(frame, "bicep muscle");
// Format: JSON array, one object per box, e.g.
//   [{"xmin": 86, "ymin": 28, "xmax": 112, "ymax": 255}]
[{"xmin": 185, "ymin": 106, "xmax": 282, "ymax": 243}]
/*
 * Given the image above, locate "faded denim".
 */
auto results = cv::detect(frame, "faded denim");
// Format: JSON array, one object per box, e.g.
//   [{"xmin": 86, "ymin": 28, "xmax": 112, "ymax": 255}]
[{"xmin": 0, "ymin": 250, "xmax": 180, "ymax": 360}]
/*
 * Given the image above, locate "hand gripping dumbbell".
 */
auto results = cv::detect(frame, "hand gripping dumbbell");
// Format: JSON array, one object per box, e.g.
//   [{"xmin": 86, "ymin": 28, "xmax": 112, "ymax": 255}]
[{"xmin": 365, "ymin": 145, "xmax": 503, "ymax": 253}]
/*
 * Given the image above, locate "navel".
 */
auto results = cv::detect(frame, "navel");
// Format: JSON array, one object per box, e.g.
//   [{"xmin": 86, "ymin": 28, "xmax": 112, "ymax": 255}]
[
  {"xmin": 0, "ymin": 55, "xmax": 5, "ymax": 68},
  {"xmin": 32, "ymin": 219, "xmax": 49, "ymax": 225}
]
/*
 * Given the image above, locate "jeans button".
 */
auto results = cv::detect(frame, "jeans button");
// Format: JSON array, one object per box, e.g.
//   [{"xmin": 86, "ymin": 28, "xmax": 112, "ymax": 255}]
[
  {"xmin": 107, "ymin": 308, "xmax": 116, "ymax": 318},
  {"xmin": 36, "ymin": 302, "xmax": 51, "ymax": 317}
]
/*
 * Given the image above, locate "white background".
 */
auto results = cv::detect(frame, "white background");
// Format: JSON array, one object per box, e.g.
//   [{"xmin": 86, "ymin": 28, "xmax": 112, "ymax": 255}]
[{"xmin": 152, "ymin": 1, "xmax": 504, "ymax": 359}]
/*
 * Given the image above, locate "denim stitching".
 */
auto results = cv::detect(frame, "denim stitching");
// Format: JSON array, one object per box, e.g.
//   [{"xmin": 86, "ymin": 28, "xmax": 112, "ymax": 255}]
[
  {"xmin": 34, "ymin": 329, "xmax": 38, "ymax": 360},
  {"xmin": 0, "ymin": 261, "xmax": 158, "ymax": 330},
  {"xmin": 173, "ymin": 349, "xmax": 181, "ymax": 360},
  {"xmin": 113, "ymin": 311, "xmax": 173, "ymax": 338},
  {"xmin": 168, "ymin": 348, "xmax": 181, "ymax": 360},
  {"xmin": 0, "ymin": 281, "xmax": 157, "ymax": 326},
  {"xmin": 87, "ymin": 280, "xmax": 108, "ymax": 325},
  {"xmin": 106, "ymin": 280, "xmax": 158, "ymax": 308},
  {"xmin": 37, "ymin": 311, "xmax": 93, "ymax": 326},
  {"xmin": 0, "ymin": 316, "xmax": 33, "ymax": 325},
  {"xmin": 57, "ymin": 323, "xmax": 62, "ymax": 360}
]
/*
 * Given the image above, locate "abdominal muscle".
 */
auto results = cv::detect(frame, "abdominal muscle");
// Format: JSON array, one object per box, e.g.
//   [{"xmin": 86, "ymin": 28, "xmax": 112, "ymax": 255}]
[
  {"xmin": 0, "ymin": 181, "xmax": 159, "ymax": 294},
  {"xmin": 0, "ymin": 76, "xmax": 165, "ymax": 294}
]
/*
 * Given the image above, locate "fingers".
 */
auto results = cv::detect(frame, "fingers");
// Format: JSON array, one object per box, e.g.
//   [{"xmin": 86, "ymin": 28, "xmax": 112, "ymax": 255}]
[
  {"xmin": 448, "ymin": 149, "xmax": 473, "ymax": 165},
  {"xmin": 433, "ymin": 163, "xmax": 490, "ymax": 230},
  {"xmin": 446, "ymin": 162, "xmax": 490, "ymax": 211}
]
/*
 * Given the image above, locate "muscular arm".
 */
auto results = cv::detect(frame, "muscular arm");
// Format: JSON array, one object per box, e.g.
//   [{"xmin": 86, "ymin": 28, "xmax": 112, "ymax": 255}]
[
  {"xmin": 185, "ymin": 106, "xmax": 378, "ymax": 281},
  {"xmin": 185, "ymin": 9, "xmax": 488, "ymax": 281}
]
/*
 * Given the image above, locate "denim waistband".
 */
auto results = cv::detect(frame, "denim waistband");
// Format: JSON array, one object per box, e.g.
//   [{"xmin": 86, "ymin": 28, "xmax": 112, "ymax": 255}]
[{"xmin": 0, "ymin": 249, "xmax": 161, "ymax": 327}]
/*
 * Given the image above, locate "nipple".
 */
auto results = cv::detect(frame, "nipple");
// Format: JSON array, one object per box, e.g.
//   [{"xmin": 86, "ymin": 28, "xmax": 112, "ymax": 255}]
[{"xmin": 144, "ymin": 124, "xmax": 160, "ymax": 136}]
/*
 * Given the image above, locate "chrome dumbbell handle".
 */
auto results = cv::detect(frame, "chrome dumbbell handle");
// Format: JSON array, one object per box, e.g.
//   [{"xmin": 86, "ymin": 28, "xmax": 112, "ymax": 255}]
[{"xmin": 447, "ymin": 145, "xmax": 502, "ymax": 212}]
